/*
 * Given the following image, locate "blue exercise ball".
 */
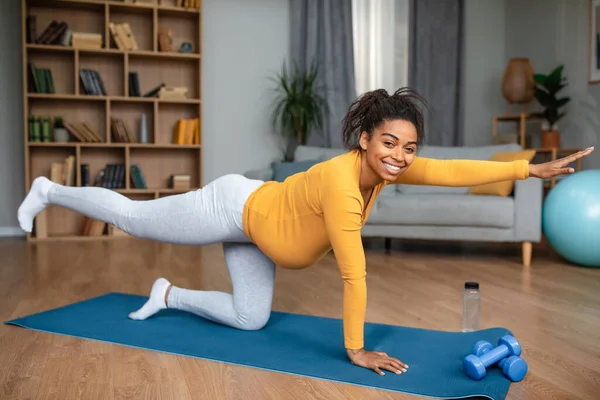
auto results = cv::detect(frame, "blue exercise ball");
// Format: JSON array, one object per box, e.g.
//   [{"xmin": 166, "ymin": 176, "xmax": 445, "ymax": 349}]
[{"xmin": 542, "ymin": 170, "xmax": 600, "ymax": 267}]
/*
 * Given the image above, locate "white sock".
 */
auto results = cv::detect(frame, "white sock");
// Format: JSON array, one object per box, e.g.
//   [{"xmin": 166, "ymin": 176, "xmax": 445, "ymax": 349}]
[
  {"xmin": 18, "ymin": 176, "xmax": 55, "ymax": 233},
  {"xmin": 128, "ymin": 277, "xmax": 172, "ymax": 320}
]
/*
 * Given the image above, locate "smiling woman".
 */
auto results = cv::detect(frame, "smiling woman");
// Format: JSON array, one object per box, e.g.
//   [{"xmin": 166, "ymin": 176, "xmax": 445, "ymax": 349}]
[
  {"xmin": 17, "ymin": 87, "xmax": 593, "ymax": 379},
  {"xmin": 342, "ymin": 88, "xmax": 425, "ymax": 190}
]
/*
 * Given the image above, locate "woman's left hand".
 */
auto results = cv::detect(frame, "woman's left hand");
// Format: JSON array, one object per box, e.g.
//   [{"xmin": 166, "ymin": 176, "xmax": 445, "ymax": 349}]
[{"xmin": 528, "ymin": 147, "xmax": 594, "ymax": 179}]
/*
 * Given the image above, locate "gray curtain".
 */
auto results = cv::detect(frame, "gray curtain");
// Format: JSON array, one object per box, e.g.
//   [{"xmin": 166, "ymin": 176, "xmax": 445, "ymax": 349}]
[
  {"xmin": 289, "ymin": 0, "xmax": 356, "ymax": 148},
  {"xmin": 409, "ymin": 0, "xmax": 464, "ymax": 146}
]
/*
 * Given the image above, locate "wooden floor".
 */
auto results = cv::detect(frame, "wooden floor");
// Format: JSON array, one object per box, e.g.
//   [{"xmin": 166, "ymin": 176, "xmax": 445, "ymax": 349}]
[{"xmin": 0, "ymin": 237, "xmax": 599, "ymax": 400}]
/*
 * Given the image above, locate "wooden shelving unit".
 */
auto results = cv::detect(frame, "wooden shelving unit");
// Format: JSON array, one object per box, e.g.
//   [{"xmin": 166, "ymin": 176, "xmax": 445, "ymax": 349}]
[
  {"xmin": 22, "ymin": 0, "xmax": 202, "ymax": 242},
  {"xmin": 491, "ymin": 113, "xmax": 584, "ymax": 190},
  {"xmin": 492, "ymin": 113, "xmax": 542, "ymax": 148}
]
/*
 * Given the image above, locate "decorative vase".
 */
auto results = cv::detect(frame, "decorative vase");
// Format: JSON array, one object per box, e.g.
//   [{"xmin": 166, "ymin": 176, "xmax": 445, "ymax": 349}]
[
  {"xmin": 502, "ymin": 58, "xmax": 535, "ymax": 112},
  {"xmin": 139, "ymin": 113, "xmax": 148, "ymax": 143},
  {"xmin": 542, "ymin": 130, "xmax": 560, "ymax": 148}
]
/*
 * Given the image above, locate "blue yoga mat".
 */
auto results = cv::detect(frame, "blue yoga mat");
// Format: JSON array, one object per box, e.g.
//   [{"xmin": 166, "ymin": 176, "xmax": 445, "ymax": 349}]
[{"xmin": 5, "ymin": 292, "xmax": 514, "ymax": 399}]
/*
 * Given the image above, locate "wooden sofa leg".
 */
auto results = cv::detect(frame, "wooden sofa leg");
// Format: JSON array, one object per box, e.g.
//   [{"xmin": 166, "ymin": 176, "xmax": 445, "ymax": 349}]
[
  {"xmin": 385, "ymin": 238, "xmax": 391, "ymax": 253},
  {"xmin": 522, "ymin": 241, "xmax": 532, "ymax": 267}
]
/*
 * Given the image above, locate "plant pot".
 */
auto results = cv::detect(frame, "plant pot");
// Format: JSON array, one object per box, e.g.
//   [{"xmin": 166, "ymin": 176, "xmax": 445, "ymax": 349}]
[
  {"xmin": 53, "ymin": 127, "xmax": 70, "ymax": 142},
  {"xmin": 542, "ymin": 130, "xmax": 560, "ymax": 149}
]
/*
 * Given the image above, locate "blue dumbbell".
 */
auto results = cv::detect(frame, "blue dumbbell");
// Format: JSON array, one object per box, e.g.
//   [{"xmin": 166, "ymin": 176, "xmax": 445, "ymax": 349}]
[
  {"xmin": 463, "ymin": 335, "xmax": 526, "ymax": 381},
  {"xmin": 471, "ymin": 339, "xmax": 528, "ymax": 382}
]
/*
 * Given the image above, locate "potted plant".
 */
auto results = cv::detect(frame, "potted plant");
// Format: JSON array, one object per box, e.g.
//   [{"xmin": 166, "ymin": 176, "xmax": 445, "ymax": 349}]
[
  {"xmin": 270, "ymin": 61, "xmax": 328, "ymax": 161},
  {"xmin": 532, "ymin": 65, "xmax": 570, "ymax": 148},
  {"xmin": 53, "ymin": 116, "xmax": 70, "ymax": 142}
]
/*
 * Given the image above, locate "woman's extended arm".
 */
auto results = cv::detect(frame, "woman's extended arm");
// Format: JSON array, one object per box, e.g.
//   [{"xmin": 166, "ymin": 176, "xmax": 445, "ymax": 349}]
[
  {"xmin": 393, "ymin": 147, "xmax": 595, "ymax": 186},
  {"xmin": 392, "ymin": 157, "xmax": 529, "ymax": 186}
]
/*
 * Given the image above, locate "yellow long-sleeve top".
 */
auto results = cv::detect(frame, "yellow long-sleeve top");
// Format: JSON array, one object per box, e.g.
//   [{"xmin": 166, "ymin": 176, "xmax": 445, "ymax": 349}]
[{"xmin": 242, "ymin": 149, "xmax": 530, "ymax": 349}]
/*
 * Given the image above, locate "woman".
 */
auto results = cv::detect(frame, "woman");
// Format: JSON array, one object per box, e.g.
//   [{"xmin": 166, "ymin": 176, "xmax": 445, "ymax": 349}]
[{"xmin": 17, "ymin": 88, "xmax": 593, "ymax": 376}]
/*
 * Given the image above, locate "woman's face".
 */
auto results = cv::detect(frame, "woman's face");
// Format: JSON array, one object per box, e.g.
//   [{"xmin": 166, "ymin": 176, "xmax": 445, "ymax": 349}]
[{"xmin": 360, "ymin": 119, "xmax": 418, "ymax": 182}]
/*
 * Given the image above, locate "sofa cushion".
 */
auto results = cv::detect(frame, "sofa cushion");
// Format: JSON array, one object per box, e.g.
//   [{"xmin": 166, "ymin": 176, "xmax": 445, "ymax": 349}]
[
  {"xmin": 395, "ymin": 143, "xmax": 524, "ymax": 195},
  {"xmin": 468, "ymin": 149, "xmax": 536, "ymax": 196},
  {"xmin": 367, "ymin": 193, "xmax": 514, "ymax": 228},
  {"xmin": 271, "ymin": 159, "xmax": 319, "ymax": 182}
]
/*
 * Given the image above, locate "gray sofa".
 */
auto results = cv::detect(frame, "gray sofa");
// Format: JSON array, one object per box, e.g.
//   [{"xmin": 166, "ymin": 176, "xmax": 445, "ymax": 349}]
[{"xmin": 244, "ymin": 144, "xmax": 543, "ymax": 266}]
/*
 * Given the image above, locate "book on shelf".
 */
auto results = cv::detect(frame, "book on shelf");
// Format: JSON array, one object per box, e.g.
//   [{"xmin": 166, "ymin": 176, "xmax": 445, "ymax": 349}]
[
  {"xmin": 81, "ymin": 164, "xmax": 90, "ymax": 186},
  {"xmin": 26, "ymin": 15, "xmax": 36, "ymax": 44},
  {"xmin": 130, "ymin": 164, "xmax": 147, "ymax": 189},
  {"xmin": 49, "ymin": 155, "xmax": 76, "ymax": 186},
  {"xmin": 90, "ymin": 164, "xmax": 126, "ymax": 189},
  {"xmin": 80, "ymin": 69, "xmax": 107, "ymax": 96},
  {"xmin": 177, "ymin": 0, "xmax": 201, "ymax": 9},
  {"xmin": 33, "ymin": 20, "xmax": 71, "ymax": 46},
  {"xmin": 82, "ymin": 217, "xmax": 106, "ymax": 236},
  {"xmin": 28, "ymin": 63, "xmax": 55, "ymax": 94},
  {"xmin": 110, "ymin": 118, "xmax": 132, "ymax": 143},
  {"xmin": 108, "ymin": 22, "xmax": 138, "ymax": 51},
  {"xmin": 173, "ymin": 118, "xmax": 199, "ymax": 145},
  {"xmin": 170, "ymin": 174, "xmax": 190, "ymax": 190},
  {"xmin": 128, "ymin": 72, "xmax": 141, "ymax": 97},
  {"xmin": 127, "ymin": 75, "xmax": 164, "ymax": 98},
  {"xmin": 28, "ymin": 115, "xmax": 52, "ymax": 142},
  {"xmin": 64, "ymin": 122, "xmax": 103, "ymax": 143},
  {"xmin": 71, "ymin": 32, "xmax": 102, "ymax": 49},
  {"xmin": 158, "ymin": 27, "xmax": 173, "ymax": 52}
]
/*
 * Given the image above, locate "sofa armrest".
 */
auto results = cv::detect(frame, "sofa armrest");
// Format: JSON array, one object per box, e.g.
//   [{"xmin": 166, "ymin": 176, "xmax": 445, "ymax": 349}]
[
  {"xmin": 513, "ymin": 177, "xmax": 543, "ymax": 242},
  {"xmin": 244, "ymin": 168, "xmax": 273, "ymax": 182}
]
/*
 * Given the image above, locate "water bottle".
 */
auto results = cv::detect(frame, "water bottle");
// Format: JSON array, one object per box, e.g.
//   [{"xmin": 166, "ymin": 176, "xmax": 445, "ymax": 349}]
[{"xmin": 462, "ymin": 281, "xmax": 481, "ymax": 332}]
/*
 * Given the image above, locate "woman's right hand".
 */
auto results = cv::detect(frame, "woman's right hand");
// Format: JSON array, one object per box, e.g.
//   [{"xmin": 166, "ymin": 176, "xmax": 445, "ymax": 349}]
[{"xmin": 347, "ymin": 348, "xmax": 409, "ymax": 375}]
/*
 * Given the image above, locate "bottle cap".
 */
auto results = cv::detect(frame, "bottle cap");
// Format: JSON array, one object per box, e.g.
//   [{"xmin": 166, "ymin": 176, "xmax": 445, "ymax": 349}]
[{"xmin": 465, "ymin": 281, "xmax": 479, "ymax": 290}]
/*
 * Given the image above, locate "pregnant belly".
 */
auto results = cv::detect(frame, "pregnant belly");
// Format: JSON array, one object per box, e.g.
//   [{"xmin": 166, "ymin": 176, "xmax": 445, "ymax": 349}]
[{"xmin": 254, "ymin": 231, "xmax": 332, "ymax": 269}]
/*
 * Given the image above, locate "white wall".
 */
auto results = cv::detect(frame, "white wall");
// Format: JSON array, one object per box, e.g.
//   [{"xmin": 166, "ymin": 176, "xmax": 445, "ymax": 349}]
[
  {"xmin": 201, "ymin": 0, "xmax": 289, "ymax": 182},
  {"xmin": 461, "ymin": 0, "xmax": 507, "ymax": 146},
  {"xmin": 0, "ymin": 0, "xmax": 289, "ymax": 234}
]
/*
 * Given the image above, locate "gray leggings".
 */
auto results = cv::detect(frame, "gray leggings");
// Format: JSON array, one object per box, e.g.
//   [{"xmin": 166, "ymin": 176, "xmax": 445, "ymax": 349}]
[{"xmin": 47, "ymin": 174, "xmax": 276, "ymax": 330}]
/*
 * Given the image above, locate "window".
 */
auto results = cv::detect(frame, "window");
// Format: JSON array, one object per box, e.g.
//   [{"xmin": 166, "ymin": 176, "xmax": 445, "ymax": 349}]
[{"xmin": 352, "ymin": 0, "xmax": 410, "ymax": 96}]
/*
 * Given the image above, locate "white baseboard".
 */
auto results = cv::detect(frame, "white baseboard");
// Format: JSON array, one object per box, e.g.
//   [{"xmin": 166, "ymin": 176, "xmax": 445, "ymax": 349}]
[{"xmin": 0, "ymin": 226, "xmax": 26, "ymax": 237}]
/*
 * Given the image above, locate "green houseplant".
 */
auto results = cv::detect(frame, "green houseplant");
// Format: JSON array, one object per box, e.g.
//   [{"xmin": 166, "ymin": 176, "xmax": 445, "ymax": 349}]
[
  {"xmin": 532, "ymin": 65, "xmax": 570, "ymax": 148},
  {"xmin": 270, "ymin": 61, "xmax": 328, "ymax": 161}
]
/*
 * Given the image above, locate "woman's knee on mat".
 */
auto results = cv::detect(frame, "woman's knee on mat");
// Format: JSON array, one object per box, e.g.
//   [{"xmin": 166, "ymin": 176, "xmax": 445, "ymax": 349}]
[{"xmin": 234, "ymin": 306, "xmax": 271, "ymax": 330}]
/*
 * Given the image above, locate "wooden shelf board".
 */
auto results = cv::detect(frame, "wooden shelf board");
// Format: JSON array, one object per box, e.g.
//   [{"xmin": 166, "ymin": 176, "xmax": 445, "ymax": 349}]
[
  {"xmin": 51, "ymin": 0, "xmax": 201, "ymax": 14},
  {"xmin": 493, "ymin": 114, "xmax": 544, "ymax": 121},
  {"xmin": 116, "ymin": 188, "xmax": 198, "ymax": 194},
  {"xmin": 27, "ymin": 44, "xmax": 201, "ymax": 59},
  {"xmin": 28, "ymin": 0, "xmax": 105, "ymax": 11},
  {"xmin": 28, "ymin": 142, "xmax": 201, "ymax": 149},
  {"xmin": 28, "ymin": 93, "xmax": 106, "ymax": 101},
  {"xmin": 110, "ymin": 96, "xmax": 201, "ymax": 104},
  {"xmin": 27, "ymin": 93, "xmax": 200, "ymax": 104},
  {"xmin": 531, "ymin": 148, "xmax": 582, "ymax": 154},
  {"xmin": 129, "ymin": 50, "xmax": 200, "ymax": 60},
  {"xmin": 30, "ymin": 233, "xmax": 124, "ymax": 242}
]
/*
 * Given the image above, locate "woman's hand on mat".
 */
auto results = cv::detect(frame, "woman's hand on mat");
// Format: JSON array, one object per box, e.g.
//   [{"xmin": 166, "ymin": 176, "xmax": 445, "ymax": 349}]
[
  {"xmin": 346, "ymin": 348, "xmax": 408, "ymax": 375},
  {"xmin": 528, "ymin": 147, "xmax": 594, "ymax": 179}
]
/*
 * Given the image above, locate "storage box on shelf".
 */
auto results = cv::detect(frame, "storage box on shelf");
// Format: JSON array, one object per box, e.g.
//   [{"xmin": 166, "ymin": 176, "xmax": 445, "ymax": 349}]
[{"xmin": 22, "ymin": 0, "xmax": 202, "ymax": 242}]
